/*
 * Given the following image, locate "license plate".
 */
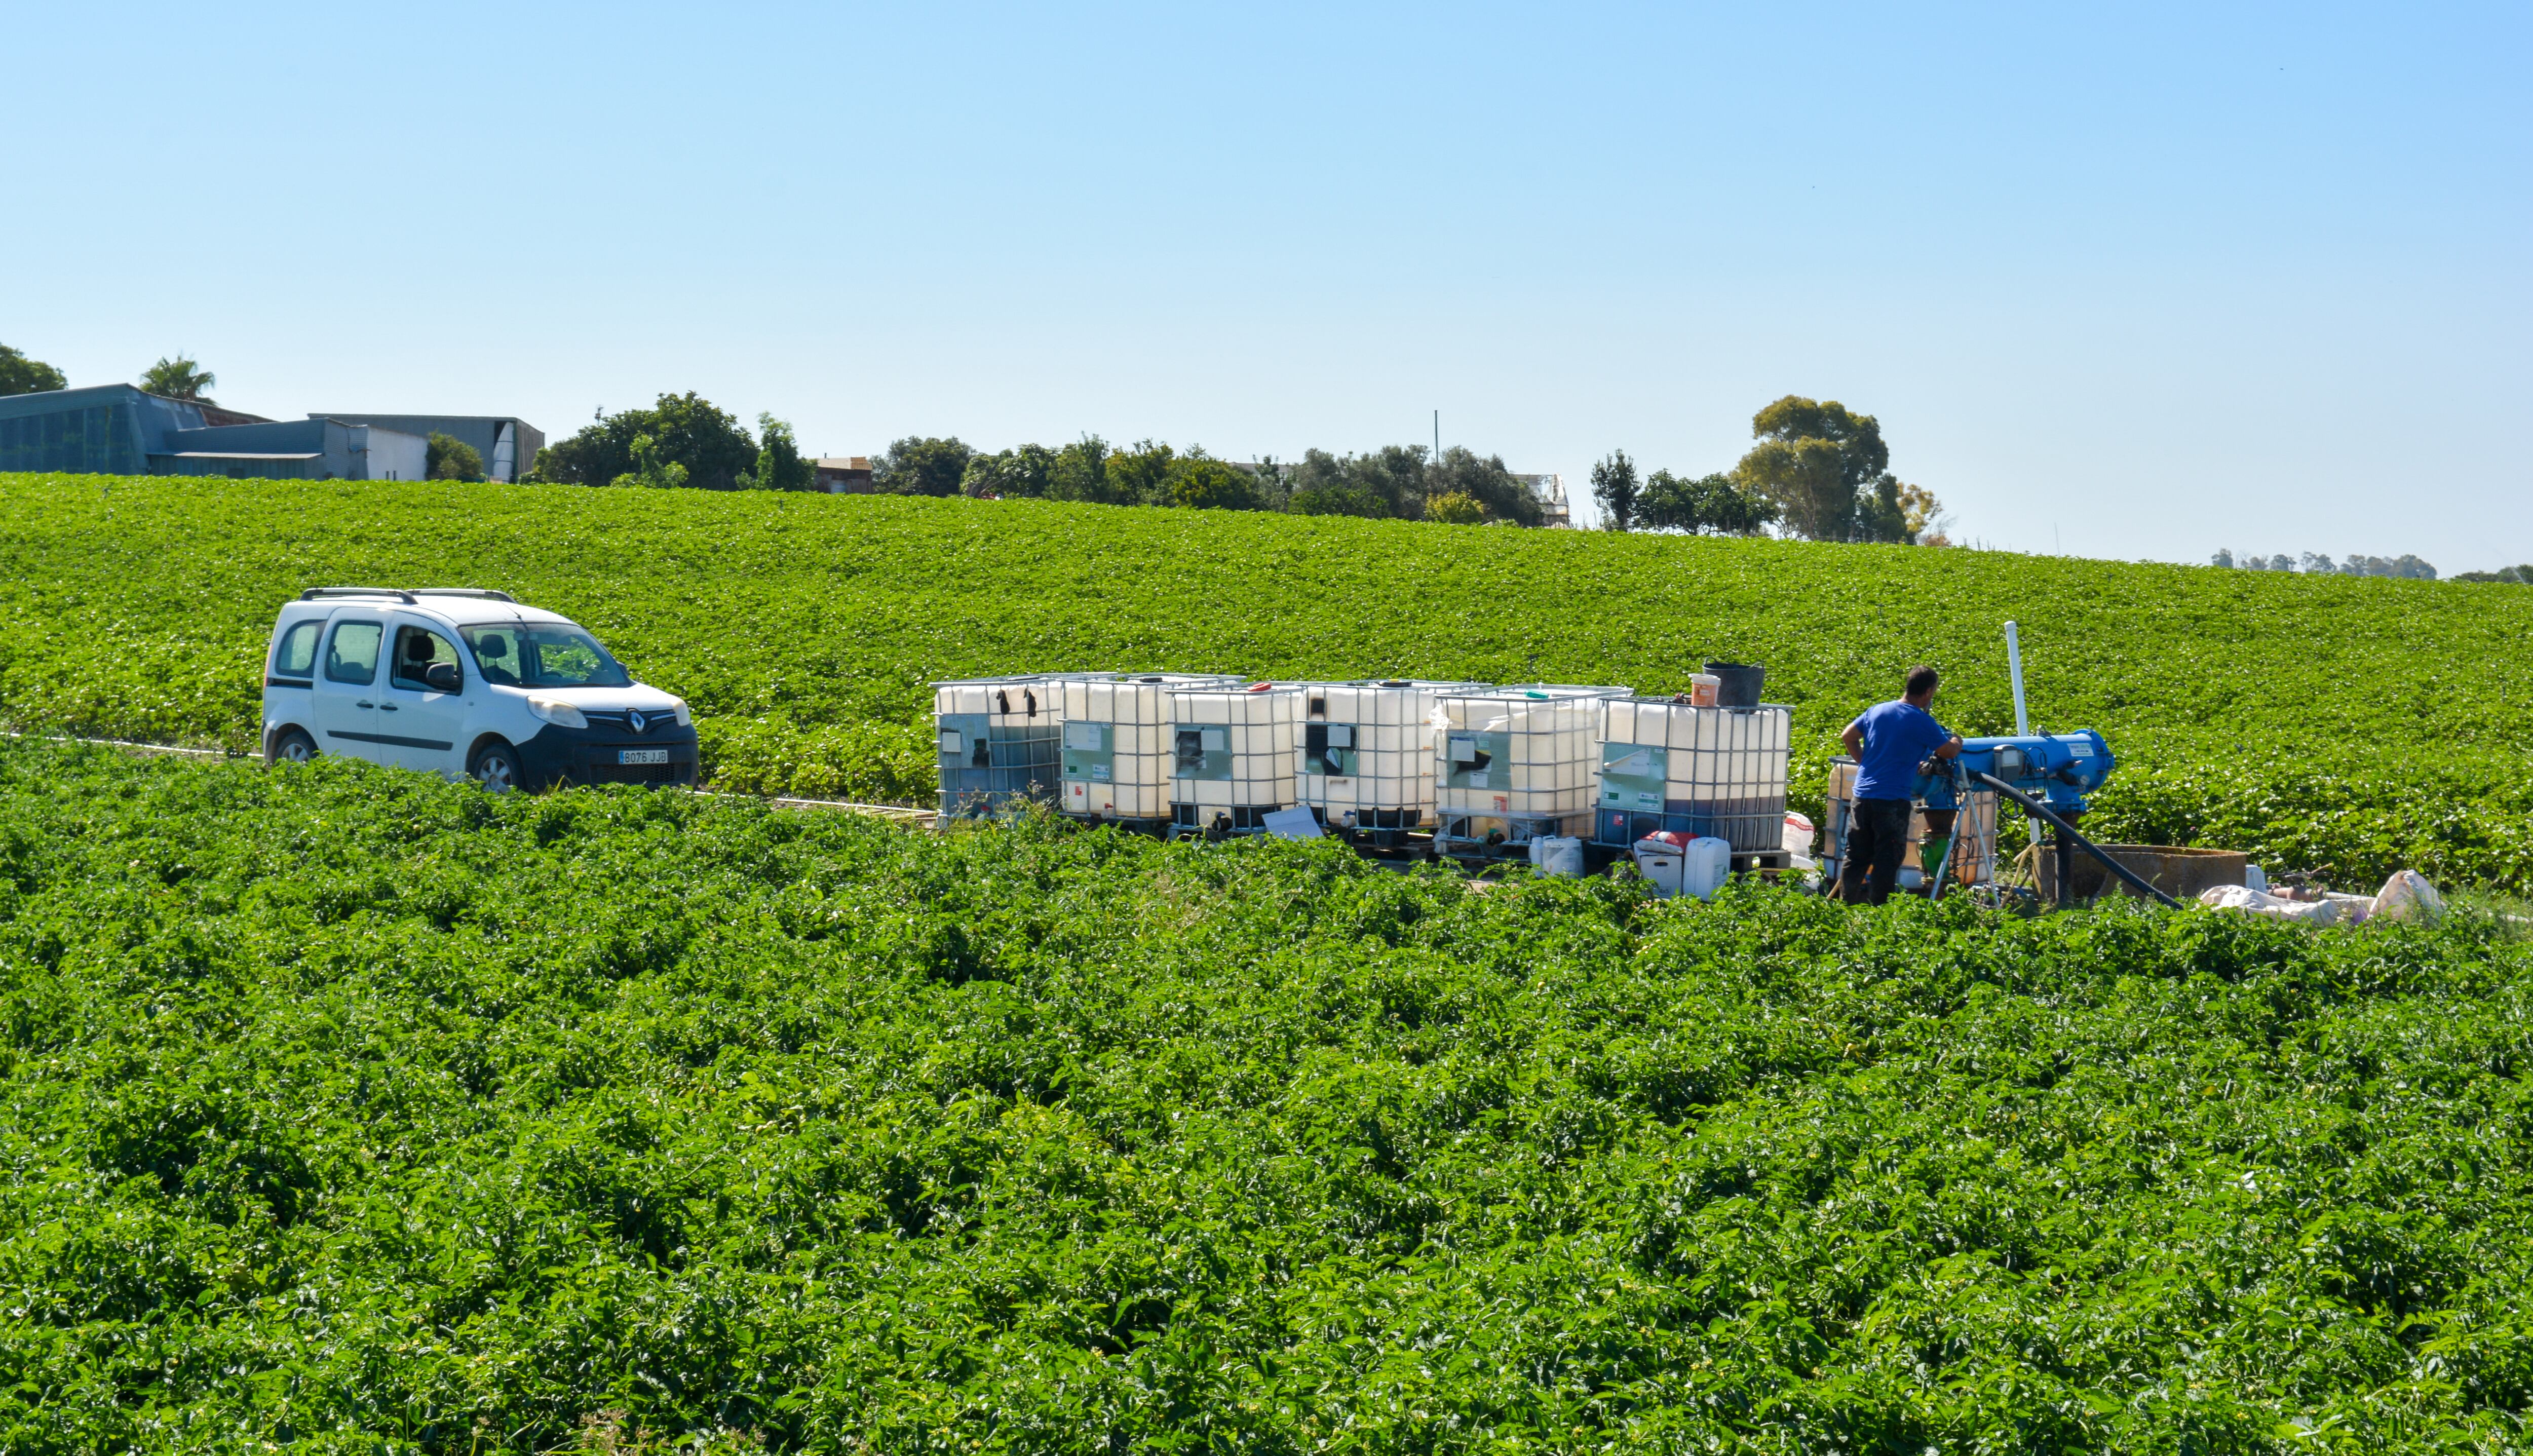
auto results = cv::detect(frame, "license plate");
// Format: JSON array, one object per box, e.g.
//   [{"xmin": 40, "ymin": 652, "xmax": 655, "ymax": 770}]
[{"xmin": 619, "ymin": 748, "xmax": 669, "ymax": 765}]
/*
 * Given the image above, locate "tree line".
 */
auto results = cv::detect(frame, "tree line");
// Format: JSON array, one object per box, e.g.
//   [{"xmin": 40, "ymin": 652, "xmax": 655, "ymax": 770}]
[
  {"xmin": 1590, "ymin": 395, "xmax": 1947, "ymax": 544},
  {"xmin": 528, "ymin": 399, "xmax": 1559, "ymax": 523},
  {"xmin": 2213, "ymin": 550, "xmax": 2441, "ymax": 580},
  {"xmin": 872, "ymin": 436, "xmax": 1549, "ymax": 524}
]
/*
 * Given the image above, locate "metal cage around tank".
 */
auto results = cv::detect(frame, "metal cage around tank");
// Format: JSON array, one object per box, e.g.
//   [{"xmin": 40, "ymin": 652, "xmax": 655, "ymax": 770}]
[
  {"xmin": 1294, "ymin": 679, "xmax": 1489, "ymax": 836},
  {"xmin": 1431, "ymin": 683, "xmax": 1631, "ymax": 852},
  {"xmin": 933, "ymin": 675, "xmax": 1072, "ymax": 816},
  {"xmin": 1589, "ymin": 698, "xmax": 1793, "ymax": 852},
  {"xmin": 1821, "ymin": 757, "xmax": 2000, "ymax": 891},
  {"xmin": 1168, "ymin": 681, "xmax": 1304, "ymax": 833},
  {"xmin": 1054, "ymin": 673, "xmax": 1246, "ymax": 826}
]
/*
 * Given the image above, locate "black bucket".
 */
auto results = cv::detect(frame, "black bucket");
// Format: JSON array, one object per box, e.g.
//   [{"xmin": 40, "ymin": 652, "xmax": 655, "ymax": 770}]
[{"xmin": 1703, "ymin": 661, "xmax": 1765, "ymax": 708}]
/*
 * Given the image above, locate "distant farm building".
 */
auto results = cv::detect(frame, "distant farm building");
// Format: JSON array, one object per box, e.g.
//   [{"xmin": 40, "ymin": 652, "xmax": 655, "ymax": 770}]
[
  {"xmin": 816, "ymin": 456, "xmax": 875, "ymax": 492},
  {"xmin": 0, "ymin": 385, "xmax": 541, "ymax": 482},
  {"xmin": 1513, "ymin": 473, "xmax": 1573, "ymax": 528},
  {"xmin": 308, "ymin": 413, "xmax": 546, "ymax": 482}
]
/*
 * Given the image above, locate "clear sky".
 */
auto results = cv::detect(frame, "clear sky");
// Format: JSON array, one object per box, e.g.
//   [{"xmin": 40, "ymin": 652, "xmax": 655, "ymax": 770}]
[{"xmin": 7, "ymin": 2, "xmax": 2526, "ymax": 569}]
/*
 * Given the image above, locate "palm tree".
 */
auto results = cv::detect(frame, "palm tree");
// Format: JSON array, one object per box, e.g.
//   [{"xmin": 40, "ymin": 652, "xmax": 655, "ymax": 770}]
[{"xmin": 140, "ymin": 355, "xmax": 217, "ymax": 403}]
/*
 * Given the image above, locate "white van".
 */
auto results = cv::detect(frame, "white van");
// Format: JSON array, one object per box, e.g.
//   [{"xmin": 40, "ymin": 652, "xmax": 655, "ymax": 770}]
[{"xmin": 261, "ymin": 587, "xmax": 696, "ymax": 790}]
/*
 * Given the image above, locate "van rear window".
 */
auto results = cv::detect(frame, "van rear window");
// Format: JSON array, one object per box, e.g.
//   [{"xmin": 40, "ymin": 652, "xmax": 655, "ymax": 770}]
[{"xmin": 273, "ymin": 621, "xmax": 323, "ymax": 677}]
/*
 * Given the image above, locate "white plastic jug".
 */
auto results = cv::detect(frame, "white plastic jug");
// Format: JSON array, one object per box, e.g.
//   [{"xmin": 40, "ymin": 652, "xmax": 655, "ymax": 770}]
[
  {"xmin": 1682, "ymin": 836, "xmax": 1732, "ymax": 900},
  {"xmin": 1528, "ymin": 835, "xmax": 1587, "ymax": 878}
]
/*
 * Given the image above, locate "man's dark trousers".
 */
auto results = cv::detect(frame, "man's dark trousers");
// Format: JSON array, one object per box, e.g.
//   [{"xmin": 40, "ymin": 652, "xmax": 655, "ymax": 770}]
[{"xmin": 1838, "ymin": 797, "xmax": 1914, "ymax": 905}]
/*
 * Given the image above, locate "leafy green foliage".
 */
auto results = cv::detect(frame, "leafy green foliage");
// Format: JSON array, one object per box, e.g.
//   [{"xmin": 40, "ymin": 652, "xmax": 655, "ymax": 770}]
[
  {"xmin": 1638, "ymin": 469, "xmax": 1776, "ymax": 536},
  {"xmin": 425, "ymin": 432, "xmax": 485, "ymax": 482},
  {"xmin": 1286, "ymin": 481, "xmax": 1388, "ymax": 518},
  {"xmin": 1, "ymin": 473, "xmax": 2529, "ymax": 890},
  {"xmin": 533, "ymin": 394, "xmax": 760, "ymax": 492},
  {"xmin": 1590, "ymin": 449, "xmax": 1639, "ymax": 530},
  {"xmin": 961, "ymin": 442, "xmax": 1061, "ymax": 500},
  {"xmin": 1287, "ymin": 445, "xmax": 1430, "ymax": 519},
  {"xmin": 875, "ymin": 436, "xmax": 976, "ymax": 497},
  {"xmin": 1427, "ymin": 445, "xmax": 1541, "ymax": 526},
  {"xmin": 139, "ymin": 354, "xmax": 216, "ymax": 403},
  {"xmin": 958, "ymin": 438, "xmax": 1122, "ymax": 505},
  {"xmin": 1162, "ymin": 457, "xmax": 1260, "ymax": 511},
  {"xmin": 1, "ymin": 742, "xmax": 2528, "ymax": 1451},
  {"xmin": 741, "ymin": 414, "xmax": 816, "ymax": 492},
  {"xmin": 0, "ymin": 343, "xmax": 66, "ymax": 397},
  {"xmin": 608, "ymin": 434, "xmax": 689, "ymax": 489},
  {"xmin": 1737, "ymin": 395, "xmax": 1923, "ymax": 543}
]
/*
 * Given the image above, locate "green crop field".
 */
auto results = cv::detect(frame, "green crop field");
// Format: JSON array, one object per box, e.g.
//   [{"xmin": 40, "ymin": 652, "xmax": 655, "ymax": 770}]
[
  {"xmin": 1, "ymin": 741, "xmax": 2528, "ymax": 1453},
  {"xmin": 4, "ymin": 471, "xmax": 2527, "ymax": 891}
]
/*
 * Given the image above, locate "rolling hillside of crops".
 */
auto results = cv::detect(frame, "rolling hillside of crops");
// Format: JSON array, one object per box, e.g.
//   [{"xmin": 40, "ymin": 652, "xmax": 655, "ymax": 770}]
[
  {"xmin": 2, "ymin": 471, "xmax": 2527, "ymax": 890},
  {"xmin": 2, "ymin": 741, "xmax": 2529, "ymax": 1453}
]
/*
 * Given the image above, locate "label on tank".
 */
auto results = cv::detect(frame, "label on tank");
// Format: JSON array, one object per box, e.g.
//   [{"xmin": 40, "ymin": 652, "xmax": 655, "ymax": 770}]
[{"xmin": 1600, "ymin": 742, "xmax": 1668, "ymax": 809}]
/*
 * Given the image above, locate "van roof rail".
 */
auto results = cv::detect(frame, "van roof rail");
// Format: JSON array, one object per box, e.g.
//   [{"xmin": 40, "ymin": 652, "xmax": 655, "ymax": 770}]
[
  {"xmin": 300, "ymin": 587, "xmax": 416, "ymax": 603},
  {"xmin": 412, "ymin": 588, "xmax": 517, "ymax": 602}
]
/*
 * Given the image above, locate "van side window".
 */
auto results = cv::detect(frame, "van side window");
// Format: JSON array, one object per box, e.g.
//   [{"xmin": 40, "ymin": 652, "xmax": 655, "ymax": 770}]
[
  {"xmin": 324, "ymin": 622, "xmax": 383, "ymax": 685},
  {"xmin": 273, "ymin": 621, "xmax": 323, "ymax": 677},
  {"xmin": 391, "ymin": 626, "xmax": 464, "ymax": 693}
]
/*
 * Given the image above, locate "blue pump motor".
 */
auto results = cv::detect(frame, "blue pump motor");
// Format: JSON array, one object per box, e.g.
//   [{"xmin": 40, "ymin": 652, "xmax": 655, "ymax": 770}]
[{"xmin": 1918, "ymin": 729, "xmax": 2114, "ymax": 818}]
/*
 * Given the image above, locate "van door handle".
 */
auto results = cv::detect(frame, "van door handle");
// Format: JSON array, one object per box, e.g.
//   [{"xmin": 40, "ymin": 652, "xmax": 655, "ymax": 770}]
[
  {"xmin": 379, "ymin": 703, "xmax": 399, "ymax": 712},
  {"xmin": 356, "ymin": 700, "xmax": 374, "ymax": 708}
]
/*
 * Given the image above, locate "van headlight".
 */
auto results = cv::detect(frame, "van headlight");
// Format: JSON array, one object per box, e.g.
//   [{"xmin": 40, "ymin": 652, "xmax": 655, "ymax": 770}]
[
  {"xmin": 666, "ymin": 695, "xmax": 692, "ymax": 727},
  {"xmin": 527, "ymin": 696, "xmax": 588, "ymax": 730}
]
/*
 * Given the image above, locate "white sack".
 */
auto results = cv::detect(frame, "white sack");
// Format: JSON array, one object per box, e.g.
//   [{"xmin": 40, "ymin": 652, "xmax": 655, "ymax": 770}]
[
  {"xmin": 2198, "ymin": 885, "xmax": 2342, "ymax": 926},
  {"xmin": 2372, "ymin": 869, "xmax": 2445, "ymax": 923}
]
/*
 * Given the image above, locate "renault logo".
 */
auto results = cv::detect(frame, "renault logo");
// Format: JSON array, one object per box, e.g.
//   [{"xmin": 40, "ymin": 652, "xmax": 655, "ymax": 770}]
[{"xmin": 628, "ymin": 710, "xmax": 648, "ymax": 734}]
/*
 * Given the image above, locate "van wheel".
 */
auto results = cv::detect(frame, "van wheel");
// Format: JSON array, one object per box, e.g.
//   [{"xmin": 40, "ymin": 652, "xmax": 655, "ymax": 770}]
[
  {"xmin": 270, "ymin": 728, "xmax": 317, "ymax": 766},
  {"xmin": 470, "ymin": 741, "xmax": 522, "ymax": 792}
]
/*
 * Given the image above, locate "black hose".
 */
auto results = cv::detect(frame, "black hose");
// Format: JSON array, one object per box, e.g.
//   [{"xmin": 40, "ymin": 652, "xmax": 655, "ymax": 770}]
[{"xmin": 1971, "ymin": 771, "xmax": 2183, "ymax": 909}]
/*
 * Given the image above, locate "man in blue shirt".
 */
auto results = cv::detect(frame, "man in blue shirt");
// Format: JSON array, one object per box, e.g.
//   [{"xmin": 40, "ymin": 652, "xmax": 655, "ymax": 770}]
[{"xmin": 1837, "ymin": 664, "xmax": 1963, "ymax": 904}]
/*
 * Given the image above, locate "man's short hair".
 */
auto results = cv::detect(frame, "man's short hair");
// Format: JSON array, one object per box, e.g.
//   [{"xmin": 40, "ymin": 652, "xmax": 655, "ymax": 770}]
[{"xmin": 1905, "ymin": 665, "xmax": 1940, "ymax": 698}]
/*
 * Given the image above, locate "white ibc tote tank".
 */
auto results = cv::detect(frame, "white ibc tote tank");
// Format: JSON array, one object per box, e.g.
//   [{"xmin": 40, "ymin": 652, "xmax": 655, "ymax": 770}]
[
  {"xmin": 1168, "ymin": 681, "xmax": 1303, "ymax": 833},
  {"xmin": 1294, "ymin": 679, "xmax": 1487, "ymax": 832},
  {"xmin": 931, "ymin": 674, "xmax": 1067, "ymax": 815},
  {"xmin": 1593, "ymin": 698, "xmax": 1793, "ymax": 852},
  {"xmin": 1432, "ymin": 683, "xmax": 1630, "ymax": 846},
  {"xmin": 1055, "ymin": 673, "xmax": 1242, "ymax": 822}
]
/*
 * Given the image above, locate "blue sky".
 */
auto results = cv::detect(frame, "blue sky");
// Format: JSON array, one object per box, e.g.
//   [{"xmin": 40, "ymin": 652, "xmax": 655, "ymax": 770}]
[{"xmin": 7, "ymin": 2, "xmax": 2526, "ymax": 568}]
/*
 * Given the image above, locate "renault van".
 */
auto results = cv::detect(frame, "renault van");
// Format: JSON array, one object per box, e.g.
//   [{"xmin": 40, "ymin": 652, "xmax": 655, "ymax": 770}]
[{"xmin": 261, "ymin": 587, "xmax": 696, "ymax": 789}]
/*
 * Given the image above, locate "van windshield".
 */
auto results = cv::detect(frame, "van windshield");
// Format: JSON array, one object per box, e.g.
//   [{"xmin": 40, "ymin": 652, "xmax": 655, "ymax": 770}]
[{"xmin": 461, "ymin": 623, "xmax": 632, "ymax": 688}]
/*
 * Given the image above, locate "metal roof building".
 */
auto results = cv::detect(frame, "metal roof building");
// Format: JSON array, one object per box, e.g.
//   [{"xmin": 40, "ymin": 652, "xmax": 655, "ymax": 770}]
[
  {"xmin": 0, "ymin": 386, "xmax": 530, "ymax": 482},
  {"xmin": 303, "ymin": 413, "xmax": 545, "ymax": 482}
]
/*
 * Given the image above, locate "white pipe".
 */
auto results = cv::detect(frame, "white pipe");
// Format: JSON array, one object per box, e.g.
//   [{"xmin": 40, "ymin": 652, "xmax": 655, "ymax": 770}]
[{"xmin": 2005, "ymin": 620, "xmax": 2029, "ymax": 736}]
